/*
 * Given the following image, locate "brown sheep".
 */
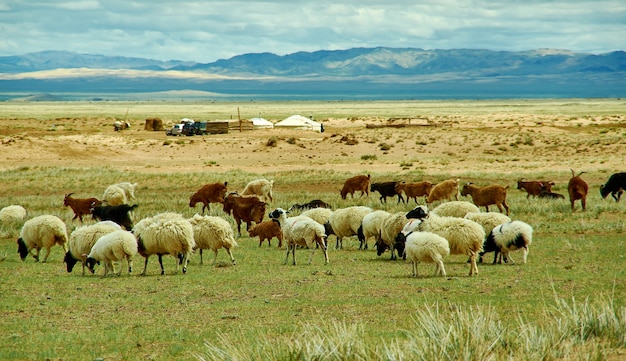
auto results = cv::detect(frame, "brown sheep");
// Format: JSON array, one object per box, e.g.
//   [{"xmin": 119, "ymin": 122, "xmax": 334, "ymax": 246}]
[
  {"xmin": 340, "ymin": 174, "xmax": 371, "ymax": 200},
  {"xmin": 189, "ymin": 182, "xmax": 228, "ymax": 214},
  {"xmin": 426, "ymin": 179, "xmax": 459, "ymax": 205},
  {"xmin": 516, "ymin": 178, "xmax": 554, "ymax": 198},
  {"xmin": 63, "ymin": 193, "xmax": 102, "ymax": 222},
  {"xmin": 461, "ymin": 183, "xmax": 510, "ymax": 216},
  {"xmin": 395, "ymin": 181, "xmax": 433, "ymax": 204},
  {"xmin": 249, "ymin": 220, "xmax": 283, "ymax": 247},
  {"xmin": 222, "ymin": 193, "xmax": 266, "ymax": 236},
  {"xmin": 568, "ymin": 169, "xmax": 588, "ymax": 211}
]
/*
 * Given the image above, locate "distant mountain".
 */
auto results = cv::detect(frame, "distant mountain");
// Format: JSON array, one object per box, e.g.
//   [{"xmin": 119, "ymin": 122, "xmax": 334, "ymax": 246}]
[{"xmin": 0, "ymin": 48, "xmax": 625, "ymax": 100}]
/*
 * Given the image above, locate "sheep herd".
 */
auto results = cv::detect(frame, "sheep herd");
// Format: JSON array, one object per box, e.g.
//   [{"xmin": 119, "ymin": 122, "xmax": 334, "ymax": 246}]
[{"xmin": 2, "ymin": 170, "xmax": 624, "ymax": 278}]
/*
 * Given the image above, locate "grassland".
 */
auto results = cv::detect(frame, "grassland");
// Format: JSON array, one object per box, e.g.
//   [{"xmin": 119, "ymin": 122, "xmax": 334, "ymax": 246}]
[{"xmin": 0, "ymin": 99, "xmax": 625, "ymax": 360}]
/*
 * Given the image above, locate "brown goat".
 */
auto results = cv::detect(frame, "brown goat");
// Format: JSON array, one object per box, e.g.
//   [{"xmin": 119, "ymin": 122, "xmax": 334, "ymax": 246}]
[
  {"xmin": 249, "ymin": 220, "xmax": 283, "ymax": 247},
  {"xmin": 426, "ymin": 179, "xmax": 459, "ymax": 205},
  {"xmin": 189, "ymin": 182, "xmax": 228, "ymax": 213},
  {"xmin": 222, "ymin": 193, "xmax": 266, "ymax": 236},
  {"xmin": 340, "ymin": 174, "xmax": 371, "ymax": 200},
  {"xmin": 395, "ymin": 181, "xmax": 433, "ymax": 203},
  {"xmin": 461, "ymin": 183, "xmax": 510, "ymax": 215},
  {"xmin": 63, "ymin": 193, "xmax": 101, "ymax": 222},
  {"xmin": 568, "ymin": 169, "xmax": 588, "ymax": 211},
  {"xmin": 516, "ymin": 178, "xmax": 554, "ymax": 198}
]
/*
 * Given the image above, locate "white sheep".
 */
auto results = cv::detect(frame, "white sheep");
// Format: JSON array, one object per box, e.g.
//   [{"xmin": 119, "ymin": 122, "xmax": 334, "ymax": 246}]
[
  {"xmin": 17, "ymin": 215, "xmax": 68, "ymax": 263},
  {"xmin": 102, "ymin": 184, "xmax": 128, "ymax": 206},
  {"xmin": 241, "ymin": 178, "xmax": 274, "ymax": 202},
  {"xmin": 0, "ymin": 205, "xmax": 27, "ymax": 224},
  {"xmin": 113, "ymin": 182, "xmax": 138, "ymax": 202},
  {"xmin": 300, "ymin": 207, "xmax": 334, "ymax": 226},
  {"xmin": 416, "ymin": 213, "xmax": 485, "ymax": 276},
  {"xmin": 379, "ymin": 212, "xmax": 411, "ymax": 260},
  {"xmin": 268, "ymin": 208, "xmax": 328, "ymax": 265},
  {"xmin": 357, "ymin": 210, "xmax": 391, "ymax": 250},
  {"xmin": 324, "ymin": 206, "xmax": 373, "ymax": 249},
  {"xmin": 481, "ymin": 221, "xmax": 533, "ymax": 264},
  {"xmin": 463, "ymin": 212, "xmax": 511, "ymax": 238},
  {"xmin": 85, "ymin": 230, "xmax": 138, "ymax": 276},
  {"xmin": 187, "ymin": 214, "xmax": 238, "ymax": 265},
  {"xmin": 133, "ymin": 212, "xmax": 196, "ymax": 275},
  {"xmin": 401, "ymin": 231, "xmax": 450, "ymax": 277},
  {"xmin": 431, "ymin": 201, "xmax": 480, "ymax": 218},
  {"xmin": 64, "ymin": 221, "xmax": 122, "ymax": 275}
]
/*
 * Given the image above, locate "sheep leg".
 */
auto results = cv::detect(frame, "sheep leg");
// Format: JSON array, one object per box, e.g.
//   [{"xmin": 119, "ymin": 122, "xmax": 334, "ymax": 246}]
[
  {"xmin": 211, "ymin": 250, "xmax": 218, "ymax": 266},
  {"xmin": 522, "ymin": 247, "xmax": 528, "ymax": 264},
  {"xmin": 141, "ymin": 256, "xmax": 149, "ymax": 276},
  {"xmin": 158, "ymin": 254, "xmax": 165, "ymax": 275},
  {"xmin": 127, "ymin": 256, "xmax": 133, "ymax": 274},
  {"xmin": 291, "ymin": 245, "xmax": 297, "ymax": 265},
  {"xmin": 283, "ymin": 244, "xmax": 291, "ymax": 265},
  {"xmin": 199, "ymin": 249, "xmax": 204, "ymax": 265},
  {"xmin": 437, "ymin": 258, "xmax": 447, "ymax": 277},
  {"xmin": 225, "ymin": 248, "xmax": 236, "ymax": 265},
  {"xmin": 412, "ymin": 261, "xmax": 418, "ymax": 277},
  {"xmin": 181, "ymin": 254, "xmax": 189, "ymax": 274},
  {"xmin": 468, "ymin": 252, "xmax": 478, "ymax": 276},
  {"xmin": 41, "ymin": 247, "xmax": 52, "ymax": 263},
  {"xmin": 493, "ymin": 249, "xmax": 500, "ymax": 264},
  {"xmin": 308, "ymin": 249, "xmax": 315, "ymax": 264}
]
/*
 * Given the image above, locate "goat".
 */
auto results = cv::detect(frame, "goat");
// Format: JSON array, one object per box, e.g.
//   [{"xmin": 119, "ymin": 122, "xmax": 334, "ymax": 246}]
[
  {"xmin": 222, "ymin": 193, "xmax": 266, "ymax": 236},
  {"xmin": 600, "ymin": 172, "xmax": 626, "ymax": 202},
  {"xmin": 461, "ymin": 183, "xmax": 510, "ymax": 216},
  {"xmin": 189, "ymin": 182, "xmax": 228, "ymax": 213},
  {"xmin": 340, "ymin": 174, "xmax": 370, "ymax": 200},
  {"xmin": 538, "ymin": 183, "xmax": 565, "ymax": 200},
  {"xmin": 288, "ymin": 199, "xmax": 330, "ymax": 212},
  {"xmin": 395, "ymin": 181, "xmax": 433, "ymax": 204},
  {"xmin": 516, "ymin": 178, "xmax": 554, "ymax": 198},
  {"xmin": 568, "ymin": 169, "xmax": 588, "ymax": 211},
  {"xmin": 426, "ymin": 179, "xmax": 459, "ymax": 205},
  {"xmin": 90, "ymin": 203, "xmax": 137, "ymax": 230},
  {"xmin": 370, "ymin": 181, "xmax": 405, "ymax": 204},
  {"xmin": 63, "ymin": 193, "xmax": 102, "ymax": 222}
]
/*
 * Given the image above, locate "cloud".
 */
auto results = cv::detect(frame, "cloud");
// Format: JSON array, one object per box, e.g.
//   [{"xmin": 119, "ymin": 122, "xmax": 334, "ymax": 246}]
[{"xmin": 0, "ymin": 1, "xmax": 624, "ymax": 62}]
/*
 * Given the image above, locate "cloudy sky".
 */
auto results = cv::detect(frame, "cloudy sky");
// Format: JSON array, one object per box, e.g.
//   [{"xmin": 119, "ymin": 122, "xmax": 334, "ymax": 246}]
[{"xmin": 1, "ymin": 1, "xmax": 624, "ymax": 63}]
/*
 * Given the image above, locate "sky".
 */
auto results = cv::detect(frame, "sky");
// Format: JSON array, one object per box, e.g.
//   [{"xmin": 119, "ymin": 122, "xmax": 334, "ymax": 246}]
[{"xmin": 0, "ymin": 1, "xmax": 625, "ymax": 63}]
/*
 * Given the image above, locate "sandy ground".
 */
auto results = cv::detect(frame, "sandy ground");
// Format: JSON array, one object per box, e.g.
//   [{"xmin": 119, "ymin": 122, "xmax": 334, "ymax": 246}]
[{"xmin": 1, "ymin": 110, "xmax": 625, "ymax": 184}]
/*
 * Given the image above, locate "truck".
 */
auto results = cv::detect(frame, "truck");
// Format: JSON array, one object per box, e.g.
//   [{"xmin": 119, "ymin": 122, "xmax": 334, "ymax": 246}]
[{"xmin": 182, "ymin": 122, "xmax": 208, "ymax": 136}]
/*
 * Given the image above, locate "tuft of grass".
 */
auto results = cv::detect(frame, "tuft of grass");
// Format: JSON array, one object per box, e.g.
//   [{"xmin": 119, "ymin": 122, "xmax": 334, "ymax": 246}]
[
  {"xmin": 266, "ymin": 136, "xmax": 279, "ymax": 147},
  {"xmin": 361, "ymin": 154, "xmax": 377, "ymax": 161}
]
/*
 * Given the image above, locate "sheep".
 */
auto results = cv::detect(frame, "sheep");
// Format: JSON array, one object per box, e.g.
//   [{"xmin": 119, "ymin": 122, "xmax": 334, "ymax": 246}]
[
  {"xmin": 249, "ymin": 220, "xmax": 283, "ymax": 247},
  {"xmin": 600, "ymin": 172, "xmax": 626, "ymax": 202},
  {"xmin": 480, "ymin": 221, "xmax": 533, "ymax": 264},
  {"xmin": 357, "ymin": 210, "xmax": 391, "ymax": 250},
  {"xmin": 463, "ymin": 212, "xmax": 512, "ymax": 239},
  {"xmin": 395, "ymin": 181, "xmax": 433, "ymax": 204},
  {"xmin": 268, "ymin": 208, "xmax": 328, "ymax": 265},
  {"xmin": 64, "ymin": 221, "xmax": 122, "ymax": 275},
  {"xmin": 300, "ymin": 207, "xmax": 334, "ymax": 227},
  {"xmin": 189, "ymin": 182, "xmax": 228, "ymax": 213},
  {"xmin": 568, "ymin": 169, "xmax": 589, "ymax": 211},
  {"xmin": 241, "ymin": 178, "xmax": 274, "ymax": 202},
  {"xmin": 85, "ymin": 230, "xmax": 138, "ymax": 276},
  {"xmin": 429, "ymin": 201, "xmax": 480, "ymax": 218},
  {"xmin": 426, "ymin": 179, "xmax": 459, "ymax": 205},
  {"xmin": 63, "ymin": 193, "xmax": 102, "ymax": 222},
  {"xmin": 288, "ymin": 199, "xmax": 331, "ymax": 212},
  {"xmin": 370, "ymin": 181, "xmax": 405, "ymax": 204},
  {"xmin": 133, "ymin": 212, "xmax": 196, "ymax": 275},
  {"xmin": 461, "ymin": 183, "xmax": 510, "ymax": 216},
  {"xmin": 102, "ymin": 184, "xmax": 128, "ymax": 206},
  {"xmin": 112, "ymin": 182, "xmax": 138, "ymax": 202},
  {"xmin": 413, "ymin": 213, "xmax": 485, "ymax": 276},
  {"xmin": 91, "ymin": 203, "xmax": 137, "ymax": 230},
  {"xmin": 378, "ymin": 211, "xmax": 415, "ymax": 260},
  {"xmin": 324, "ymin": 206, "xmax": 373, "ymax": 249},
  {"xmin": 340, "ymin": 174, "xmax": 370, "ymax": 199},
  {"xmin": 222, "ymin": 193, "xmax": 266, "ymax": 236},
  {"xmin": 0, "ymin": 205, "xmax": 27, "ymax": 224},
  {"xmin": 187, "ymin": 214, "xmax": 238, "ymax": 265},
  {"xmin": 516, "ymin": 178, "xmax": 554, "ymax": 198},
  {"xmin": 396, "ymin": 231, "xmax": 450, "ymax": 277},
  {"xmin": 17, "ymin": 215, "xmax": 68, "ymax": 263}
]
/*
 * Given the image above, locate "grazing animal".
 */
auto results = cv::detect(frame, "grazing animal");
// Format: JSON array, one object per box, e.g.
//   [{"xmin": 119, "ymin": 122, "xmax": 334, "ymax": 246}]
[
  {"xmin": 340, "ymin": 174, "xmax": 371, "ymax": 199},
  {"xmin": 538, "ymin": 183, "xmax": 565, "ymax": 200},
  {"xmin": 189, "ymin": 182, "xmax": 228, "ymax": 213},
  {"xmin": 324, "ymin": 206, "xmax": 373, "ymax": 249},
  {"xmin": 463, "ymin": 212, "xmax": 511, "ymax": 239},
  {"xmin": 378, "ymin": 212, "xmax": 413, "ymax": 260},
  {"xmin": 395, "ymin": 181, "xmax": 433, "ymax": 204},
  {"xmin": 85, "ymin": 230, "xmax": 137, "ymax": 276},
  {"xmin": 0, "ymin": 205, "xmax": 27, "ymax": 224},
  {"xmin": 64, "ymin": 221, "xmax": 122, "ymax": 275},
  {"xmin": 568, "ymin": 169, "xmax": 589, "ymax": 211},
  {"xmin": 102, "ymin": 184, "xmax": 128, "ymax": 206},
  {"xmin": 430, "ymin": 201, "xmax": 480, "ymax": 218},
  {"xmin": 370, "ymin": 181, "xmax": 405, "ymax": 204},
  {"xmin": 248, "ymin": 220, "xmax": 283, "ymax": 247},
  {"xmin": 187, "ymin": 214, "xmax": 238, "ymax": 265},
  {"xmin": 357, "ymin": 210, "xmax": 391, "ymax": 250},
  {"xmin": 91, "ymin": 203, "xmax": 137, "ymax": 230},
  {"xmin": 461, "ymin": 183, "xmax": 510, "ymax": 216},
  {"xmin": 396, "ymin": 231, "xmax": 450, "ymax": 277},
  {"xmin": 241, "ymin": 178, "xmax": 274, "ymax": 202},
  {"xmin": 17, "ymin": 215, "xmax": 68, "ymax": 263},
  {"xmin": 516, "ymin": 178, "xmax": 554, "ymax": 198},
  {"xmin": 222, "ymin": 193, "xmax": 266, "ymax": 236},
  {"xmin": 269, "ymin": 208, "xmax": 328, "ymax": 265},
  {"xmin": 600, "ymin": 172, "xmax": 626, "ymax": 202},
  {"xmin": 63, "ymin": 193, "xmax": 101, "ymax": 222},
  {"xmin": 112, "ymin": 182, "xmax": 138, "ymax": 202},
  {"xmin": 299, "ymin": 208, "xmax": 334, "ymax": 227},
  {"xmin": 480, "ymin": 221, "xmax": 533, "ymax": 264},
  {"xmin": 288, "ymin": 199, "xmax": 330, "ymax": 212},
  {"xmin": 426, "ymin": 179, "xmax": 459, "ymax": 205}
]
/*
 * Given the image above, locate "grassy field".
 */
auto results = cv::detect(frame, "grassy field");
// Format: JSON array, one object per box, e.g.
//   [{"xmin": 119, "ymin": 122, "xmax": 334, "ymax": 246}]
[{"xmin": 0, "ymin": 99, "xmax": 625, "ymax": 360}]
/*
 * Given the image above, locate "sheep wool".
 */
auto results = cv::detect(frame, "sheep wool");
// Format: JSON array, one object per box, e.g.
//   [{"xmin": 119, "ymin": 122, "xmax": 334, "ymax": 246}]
[
  {"xmin": 269, "ymin": 208, "xmax": 328, "ymax": 265},
  {"xmin": 102, "ymin": 184, "xmax": 128, "ymax": 206},
  {"xmin": 188, "ymin": 214, "xmax": 238, "ymax": 265},
  {"xmin": 0, "ymin": 205, "xmax": 27, "ymax": 224},
  {"xmin": 86, "ymin": 230, "xmax": 138, "ymax": 276},
  {"xmin": 404, "ymin": 231, "xmax": 450, "ymax": 277},
  {"xmin": 326, "ymin": 206, "xmax": 373, "ymax": 249},
  {"xmin": 113, "ymin": 182, "xmax": 138, "ymax": 202},
  {"xmin": 65, "ymin": 221, "xmax": 122, "ymax": 275},
  {"xmin": 418, "ymin": 213, "xmax": 485, "ymax": 276},
  {"xmin": 482, "ymin": 221, "xmax": 533, "ymax": 264},
  {"xmin": 463, "ymin": 212, "xmax": 511, "ymax": 238},
  {"xmin": 431, "ymin": 201, "xmax": 480, "ymax": 218},
  {"xmin": 17, "ymin": 215, "xmax": 68, "ymax": 263},
  {"xmin": 134, "ymin": 212, "xmax": 196, "ymax": 275},
  {"xmin": 379, "ymin": 212, "xmax": 411, "ymax": 260},
  {"xmin": 357, "ymin": 210, "xmax": 391, "ymax": 250},
  {"xmin": 300, "ymin": 207, "xmax": 334, "ymax": 226}
]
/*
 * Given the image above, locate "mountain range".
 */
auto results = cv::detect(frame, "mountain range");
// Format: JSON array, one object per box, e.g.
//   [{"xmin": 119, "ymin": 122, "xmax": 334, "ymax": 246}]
[{"xmin": 1, "ymin": 48, "xmax": 624, "ymax": 100}]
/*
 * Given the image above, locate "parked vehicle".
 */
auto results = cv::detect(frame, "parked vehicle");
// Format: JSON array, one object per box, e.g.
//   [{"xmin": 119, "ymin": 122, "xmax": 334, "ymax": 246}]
[
  {"xmin": 166, "ymin": 124, "xmax": 184, "ymax": 136},
  {"xmin": 182, "ymin": 122, "xmax": 208, "ymax": 136}
]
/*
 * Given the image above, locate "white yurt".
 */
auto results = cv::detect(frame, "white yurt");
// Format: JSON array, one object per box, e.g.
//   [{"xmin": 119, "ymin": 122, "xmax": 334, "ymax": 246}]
[
  {"xmin": 250, "ymin": 117, "xmax": 274, "ymax": 129},
  {"xmin": 274, "ymin": 115, "xmax": 323, "ymax": 132}
]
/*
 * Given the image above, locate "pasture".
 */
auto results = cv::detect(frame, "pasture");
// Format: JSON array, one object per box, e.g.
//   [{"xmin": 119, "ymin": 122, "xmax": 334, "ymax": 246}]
[{"xmin": 0, "ymin": 99, "xmax": 625, "ymax": 360}]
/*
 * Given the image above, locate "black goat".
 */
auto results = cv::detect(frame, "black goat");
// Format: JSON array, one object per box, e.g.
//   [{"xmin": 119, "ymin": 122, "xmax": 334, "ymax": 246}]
[
  {"xmin": 370, "ymin": 181, "xmax": 405, "ymax": 204},
  {"xmin": 288, "ymin": 199, "xmax": 330, "ymax": 212},
  {"xmin": 600, "ymin": 172, "xmax": 626, "ymax": 202},
  {"xmin": 91, "ymin": 203, "xmax": 137, "ymax": 230}
]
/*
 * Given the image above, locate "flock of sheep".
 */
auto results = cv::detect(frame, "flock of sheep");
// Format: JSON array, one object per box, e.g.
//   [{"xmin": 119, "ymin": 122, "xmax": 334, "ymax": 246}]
[{"xmin": 2, "ymin": 170, "xmax": 624, "ymax": 278}]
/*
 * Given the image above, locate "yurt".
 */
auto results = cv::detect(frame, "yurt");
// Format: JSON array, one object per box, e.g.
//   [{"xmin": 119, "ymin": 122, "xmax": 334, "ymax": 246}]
[
  {"xmin": 274, "ymin": 115, "xmax": 323, "ymax": 132},
  {"xmin": 250, "ymin": 117, "xmax": 274, "ymax": 129}
]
